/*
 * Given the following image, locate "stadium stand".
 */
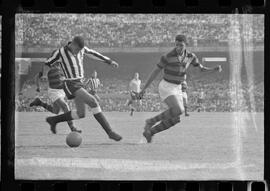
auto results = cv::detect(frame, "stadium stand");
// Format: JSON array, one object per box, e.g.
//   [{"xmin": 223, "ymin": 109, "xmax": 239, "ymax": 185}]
[{"xmin": 15, "ymin": 14, "xmax": 264, "ymax": 48}]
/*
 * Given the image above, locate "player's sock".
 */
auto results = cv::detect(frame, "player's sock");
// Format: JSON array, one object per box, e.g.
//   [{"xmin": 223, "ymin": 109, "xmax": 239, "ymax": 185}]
[
  {"xmin": 39, "ymin": 101, "xmax": 54, "ymax": 113},
  {"xmin": 93, "ymin": 112, "xmax": 113, "ymax": 134},
  {"xmin": 148, "ymin": 108, "xmax": 175, "ymax": 125},
  {"xmin": 93, "ymin": 112, "xmax": 122, "ymax": 141},
  {"xmin": 184, "ymin": 106, "xmax": 189, "ymax": 115},
  {"xmin": 151, "ymin": 116, "xmax": 180, "ymax": 135},
  {"xmin": 50, "ymin": 111, "xmax": 73, "ymax": 123}
]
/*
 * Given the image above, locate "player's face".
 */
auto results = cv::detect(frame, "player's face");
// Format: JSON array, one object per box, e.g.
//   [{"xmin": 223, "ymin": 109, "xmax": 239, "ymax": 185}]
[
  {"xmin": 175, "ymin": 40, "xmax": 186, "ymax": 55},
  {"xmin": 134, "ymin": 73, "xmax": 139, "ymax": 79},
  {"xmin": 71, "ymin": 43, "xmax": 82, "ymax": 54}
]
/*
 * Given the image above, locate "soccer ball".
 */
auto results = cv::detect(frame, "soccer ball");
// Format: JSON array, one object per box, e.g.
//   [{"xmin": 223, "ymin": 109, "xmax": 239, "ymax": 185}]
[{"xmin": 66, "ymin": 132, "xmax": 82, "ymax": 148}]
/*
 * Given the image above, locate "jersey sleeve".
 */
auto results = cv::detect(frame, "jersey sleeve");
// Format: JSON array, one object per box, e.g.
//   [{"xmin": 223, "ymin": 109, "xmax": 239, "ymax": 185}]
[
  {"xmin": 44, "ymin": 49, "xmax": 61, "ymax": 67},
  {"xmin": 84, "ymin": 46, "xmax": 112, "ymax": 64},
  {"xmin": 157, "ymin": 55, "xmax": 168, "ymax": 69},
  {"xmin": 190, "ymin": 53, "xmax": 200, "ymax": 67}
]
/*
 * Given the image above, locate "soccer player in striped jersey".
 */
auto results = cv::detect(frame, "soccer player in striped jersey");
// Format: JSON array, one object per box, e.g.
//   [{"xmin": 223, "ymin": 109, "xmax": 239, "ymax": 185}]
[
  {"xmin": 181, "ymin": 80, "xmax": 189, "ymax": 116},
  {"xmin": 126, "ymin": 72, "xmax": 142, "ymax": 116},
  {"xmin": 84, "ymin": 70, "xmax": 102, "ymax": 102},
  {"xmin": 44, "ymin": 36, "xmax": 122, "ymax": 141},
  {"xmin": 29, "ymin": 62, "xmax": 81, "ymax": 133},
  {"xmin": 139, "ymin": 34, "xmax": 222, "ymax": 143}
]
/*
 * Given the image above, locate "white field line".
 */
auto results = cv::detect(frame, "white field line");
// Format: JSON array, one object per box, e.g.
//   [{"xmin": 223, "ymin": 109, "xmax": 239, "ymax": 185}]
[{"xmin": 16, "ymin": 158, "xmax": 254, "ymax": 172}]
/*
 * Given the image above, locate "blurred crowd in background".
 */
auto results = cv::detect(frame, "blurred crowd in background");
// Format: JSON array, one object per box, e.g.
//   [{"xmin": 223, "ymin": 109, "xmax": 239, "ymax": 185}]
[
  {"xmin": 16, "ymin": 14, "xmax": 264, "ymax": 48},
  {"xmin": 16, "ymin": 78, "xmax": 264, "ymax": 112}
]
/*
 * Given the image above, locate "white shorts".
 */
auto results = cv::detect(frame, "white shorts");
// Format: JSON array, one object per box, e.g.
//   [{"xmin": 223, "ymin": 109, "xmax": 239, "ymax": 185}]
[
  {"xmin": 158, "ymin": 79, "xmax": 184, "ymax": 109},
  {"xmin": 48, "ymin": 88, "xmax": 66, "ymax": 103},
  {"xmin": 182, "ymin": 92, "xmax": 188, "ymax": 101}
]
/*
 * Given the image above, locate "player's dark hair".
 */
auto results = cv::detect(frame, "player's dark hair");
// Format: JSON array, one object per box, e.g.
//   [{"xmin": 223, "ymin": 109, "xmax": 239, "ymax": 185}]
[
  {"xmin": 175, "ymin": 34, "xmax": 188, "ymax": 44},
  {"xmin": 72, "ymin": 36, "xmax": 85, "ymax": 49}
]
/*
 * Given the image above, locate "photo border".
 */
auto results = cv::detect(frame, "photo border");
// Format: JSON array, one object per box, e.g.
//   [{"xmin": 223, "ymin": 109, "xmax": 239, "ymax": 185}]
[{"xmin": 1, "ymin": 0, "xmax": 269, "ymax": 190}]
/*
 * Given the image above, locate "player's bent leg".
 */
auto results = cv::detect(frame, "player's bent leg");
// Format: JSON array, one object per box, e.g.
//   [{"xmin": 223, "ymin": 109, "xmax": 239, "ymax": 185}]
[
  {"xmin": 52, "ymin": 101, "xmax": 61, "ymax": 114},
  {"xmin": 55, "ymin": 98, "xmax": 82, "ymax": 133},
  {"xmin": 30, "ymin": 97, "xmax": 55, "ymax": 113},
  {"xmin": 94, "ymin": 94, "xmax": 101, "ymax": 103},
  {"xmin": 146, "ymin": 95, "xmax": 183, "ymax": 126},
  {"xmin": 143, "ymin": 116, "xmax": 181, "ymax": 143},
  {"xmin": 46, "ymin": 90, "xmax": 85, "ymax": 134},
  {"xmin": 143, "ymin": 95, "xmax": 182, "ymax": 142},
  {"xmin": 75, "ymin": 88, "xmax": 122, "ymax": 141}
]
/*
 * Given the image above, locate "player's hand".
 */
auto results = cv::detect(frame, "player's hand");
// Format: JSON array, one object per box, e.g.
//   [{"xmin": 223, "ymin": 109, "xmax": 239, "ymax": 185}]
[
  {"xmin": 110, "ymin": 61, "xmax": 119, "ymax": 68},
  {"xmin": 215, "ymin": 65, "xmax": 222, "ymax": 72}
]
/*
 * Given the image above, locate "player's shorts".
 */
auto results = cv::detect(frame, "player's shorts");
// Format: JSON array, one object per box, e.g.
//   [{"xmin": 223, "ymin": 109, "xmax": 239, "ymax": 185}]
[
  {"xmin": 158, "ymin": 79, "xmax": 184, "ymax": 109},
  {"xmin": 130, "ymin": 91, "xmax": 140, "ymax": 101},
  {"xmin": 63, "ymin": 79, "xmax": 84, "ymax": 100},
  {"xmin": 48, "ymin": 88, "xmax": 66, "ymax": 103}
]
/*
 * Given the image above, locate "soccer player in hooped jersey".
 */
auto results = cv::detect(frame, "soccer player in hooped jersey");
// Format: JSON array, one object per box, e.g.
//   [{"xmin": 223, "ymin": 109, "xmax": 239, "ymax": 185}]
[
  {"xmin": 139, "ymin": 35, "xmax": 222, "ymax": 143},
  {"xmin": 84, "ymin": 70, "xmax": 102, "ymax": 102},
  {"xmin": 127, "ymin": 72, "xmax": 142, "ymax": 116},
  {"xmin": 30, "ymin": 62, "xmax": 81, "ymax": 133},
  {"xmin": 44, "ymin": 36, "xmax": 122, "ymax": 141}
]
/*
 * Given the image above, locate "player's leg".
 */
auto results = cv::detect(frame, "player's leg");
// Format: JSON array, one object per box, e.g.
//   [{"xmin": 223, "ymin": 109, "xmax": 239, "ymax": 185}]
[
  {"xmin": 183, "ymin": 93, "xmax": 189, "ymax": 116},
  {"xmin": 93, "ymin": 94, "xmax": 101, "ymax": 103},
  {"xmin": 54, "ymin": 98, "xmax": 82, "ymax": 133},
  {"xmin": 127, "ymin": 93, "xmax": 135, "ymax": 116},
  {"xmin": 143, "ymin": 95, "xmax": 183, "ymax": 143},
  {"xmin": 30, "ymin": 97, "xmax": 57, "ymax": 113},
  {"xmin": 75, "ymin": 88, "xmax": 122, "ymax": 141},
  {"xmin": 144, "ymin": 82, "xmax": 183, "ymax": 127}
]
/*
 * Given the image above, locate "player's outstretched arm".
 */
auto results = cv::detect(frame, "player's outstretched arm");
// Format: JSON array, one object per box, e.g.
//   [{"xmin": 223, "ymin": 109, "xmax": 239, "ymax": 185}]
[
  {"xmin": 45, "ymin": 49, "xmax": 61, "ymax": 67},
  {"xmin": 140, "ymin": 66, "xmax": 162, "ymax": 95},
  {"xmin": 199, "ymin": 64, "xmax": 222, "ymax": 72},
  {"xmin": 84, "ymin": 47, "xmax": 118, "ymax": 67}
]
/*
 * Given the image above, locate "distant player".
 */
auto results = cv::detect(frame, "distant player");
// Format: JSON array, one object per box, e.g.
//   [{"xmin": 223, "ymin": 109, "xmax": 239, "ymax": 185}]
[
  {"xmin": 181, "ymin": 80, "xmax": 189, "ymax": 116},
  {"xmin": 84, "ymin": 70, "xmax": 102, "ymax": 102},
  {"xmin": 29, "ymin": 61, "xmax": 81, "ymax": 133},
  {"xmin": 139, "ymin": 34, "xmax": 222, "ymax": 143},
  {"xmin": 197, "ymin": 88, "xmax": 205, "ymax": 112},
  {"xmin": 44, "ymin": 36, "xmax": 122, "ymax": 141},
  {"xmin": 126, "ymin": 72, "xmax": 142, "ymax": 116}
]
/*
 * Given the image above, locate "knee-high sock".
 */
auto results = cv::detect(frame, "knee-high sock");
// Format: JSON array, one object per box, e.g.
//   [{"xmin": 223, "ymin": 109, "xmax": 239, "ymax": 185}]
[
  {"xmin": 150, "ymin": 116, "xmax": 180, "ymax": 135},
  {"xmin": 50, "ymin": 111, "xmax": 73, "ymax": 123},
  {"xmin": 184, "ymin": 106, "xmax": 188, "ymax": 113},
  {"xmin": 93, "ymin": 112, "xmax": 113, "ymax": 135},
  {"xmin": 40, "ymin": 101, "xmax": 54, "ymax": 113},
  {"xmin": 148, "ymin": 108, "xmax": 175, "ymax": 124}
]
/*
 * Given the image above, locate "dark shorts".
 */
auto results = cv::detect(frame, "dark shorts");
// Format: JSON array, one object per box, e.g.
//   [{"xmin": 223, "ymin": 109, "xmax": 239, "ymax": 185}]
[
  {"xmin": 130, "ymin": 91, "xmax": 140, "ymax": 101},
  {"xmin": 63, "ymin": 79, "xmax": 84, "ymax": 100}
]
